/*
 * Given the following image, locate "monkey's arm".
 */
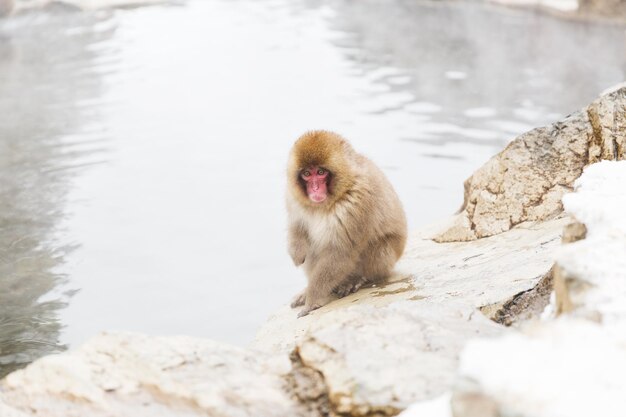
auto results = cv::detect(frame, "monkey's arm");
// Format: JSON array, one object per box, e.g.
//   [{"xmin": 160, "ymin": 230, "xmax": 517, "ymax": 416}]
[
  {"xmin": 300, "ymin": 246, "xmax": 359, "ymax": 317},
  {"xmin": 287, "ymin": 222, "xmax": 309, "ymax": 266}
]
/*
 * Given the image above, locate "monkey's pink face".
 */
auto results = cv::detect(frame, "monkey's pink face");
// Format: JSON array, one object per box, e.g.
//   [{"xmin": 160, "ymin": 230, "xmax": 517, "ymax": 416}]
[{"xmin": 301, "ymin": 166, "xmax": 329, "ymax": 203}]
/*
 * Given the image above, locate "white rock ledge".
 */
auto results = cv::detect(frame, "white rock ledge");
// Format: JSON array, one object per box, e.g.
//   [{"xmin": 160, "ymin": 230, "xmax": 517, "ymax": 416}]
[{"xmin": 253, "ymin": 217, "xmax": 569, "ymax": 354}]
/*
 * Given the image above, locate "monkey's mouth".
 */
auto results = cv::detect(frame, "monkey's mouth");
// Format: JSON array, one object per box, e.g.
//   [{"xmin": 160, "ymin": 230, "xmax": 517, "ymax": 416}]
[
  {"xmin": 309, "ymin": 193, "xmax": 327, "ymax": 203},
  {"xmin": 307, "ymin": 181, "xmax": 328, "ymax": 203}
]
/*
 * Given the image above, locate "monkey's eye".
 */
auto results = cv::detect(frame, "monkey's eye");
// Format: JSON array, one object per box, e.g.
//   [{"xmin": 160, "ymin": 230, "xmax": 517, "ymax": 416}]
[
  {"xmin": 317, "ymin": 168, "xmax": 325, "ymax": 175},
  {"xmin": 303, "ymin": 170, "xmax": 311, "ymax": 177}
]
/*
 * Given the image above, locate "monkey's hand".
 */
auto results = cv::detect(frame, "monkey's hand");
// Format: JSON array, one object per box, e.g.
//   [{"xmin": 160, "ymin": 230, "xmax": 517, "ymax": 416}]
[
  {"xmin": 297, "ymin": 303, "xmax": 321, "ymax": 318},
  {"xmin": 290, "ymin": 291, "xmax": 306, "ymax": 308},
  {"xmin": 287, "ymin": 222, "xmax": 309, "ymax": 266},
  {"xmin": 288, "ymin": 244, "xmax": 307, "ymax": 266},
  {"xmin": 298, "ymin": 286, "xmax": 334, "ymax": 317},
  {"xmin": 334, "ymin": 276, "xmax": 369, "ymax": 298}
]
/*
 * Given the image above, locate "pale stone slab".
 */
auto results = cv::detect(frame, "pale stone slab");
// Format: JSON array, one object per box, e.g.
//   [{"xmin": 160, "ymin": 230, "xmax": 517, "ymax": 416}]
[
  {"xmin": 294, "ymin": 301, "xmax": 500, "ymax": 415},
  {"xmin": 1, "ymin": 332, "xmax": 300, "ymax": 417}
]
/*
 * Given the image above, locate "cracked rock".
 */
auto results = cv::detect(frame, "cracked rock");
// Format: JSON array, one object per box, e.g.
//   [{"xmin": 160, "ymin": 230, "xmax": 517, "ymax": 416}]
[
  {"xmin": 434, "ymin": 87, "xmax": 626, "ymax": 242},
  {"xmin": 480, "ymin": 267, "xmax": 554, "ymax": 326},
  {"xmin": 292, "ymin": 302, "xmax": 500, "ymax": 416}
]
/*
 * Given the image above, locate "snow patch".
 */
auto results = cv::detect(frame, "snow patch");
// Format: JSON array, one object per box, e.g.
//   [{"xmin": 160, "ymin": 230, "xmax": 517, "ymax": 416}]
[
  {"xmin": 397, "ymin": 394, "xmax": 452, "ymax": 417},
  {"xmin": 559, "ymin": 161, "xmax": 626, "ymax": 326},
  {"xmin": 460, "ymin": 319, "xmax": 626, "ymax": 417},
  {"xmin": 457, "ymin": 160, "xmax": 626, "ymax": 417}
]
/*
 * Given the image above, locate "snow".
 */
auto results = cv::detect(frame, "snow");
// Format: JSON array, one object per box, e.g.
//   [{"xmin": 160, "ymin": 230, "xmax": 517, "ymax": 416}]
[
  {"xmin": 456, "ymin": 160, "xmax": 626, "ymax": 417},
  {"xmin": 397, "ymin": 394, "xmax": 452, "ymax": 417},
  {"xmin": 460, "ymin": 319, "xmax": 626, "ymax": 417},
  {"xmin": 559, "ymin": 161, "xmax": 626, "ymax": 327}
]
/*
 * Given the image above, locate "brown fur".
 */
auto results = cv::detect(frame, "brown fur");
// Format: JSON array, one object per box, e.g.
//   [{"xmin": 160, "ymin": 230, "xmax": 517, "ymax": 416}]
[{"xmin": 286, "ymin": 130, "xmax": 407, "ymax": 316}]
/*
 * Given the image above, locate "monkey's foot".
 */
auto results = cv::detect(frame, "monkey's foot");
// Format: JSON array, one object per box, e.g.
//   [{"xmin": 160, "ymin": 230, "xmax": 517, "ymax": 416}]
[
  {"xmin": 297, "ymin": 304, "xmax": 321, "ymax": 318},
  {"xmin": 290, "ymin": 291, "xmax": 306, "ymax": 308},
  {"xmin": 334, "ymin": 277, "xmax": 368, "ymax": 298}
]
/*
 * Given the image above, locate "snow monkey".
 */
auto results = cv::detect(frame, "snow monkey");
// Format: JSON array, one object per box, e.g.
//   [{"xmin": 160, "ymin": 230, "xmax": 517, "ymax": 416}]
[{"xmin": 286, "ymin": 131, "xmax": 407, "ymax": 317}]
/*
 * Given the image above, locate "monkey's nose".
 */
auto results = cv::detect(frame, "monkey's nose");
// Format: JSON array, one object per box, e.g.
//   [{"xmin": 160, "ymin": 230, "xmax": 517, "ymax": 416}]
[{"xmin": 309, "ymin": 180, "xmax": 321, "ymax": 191}]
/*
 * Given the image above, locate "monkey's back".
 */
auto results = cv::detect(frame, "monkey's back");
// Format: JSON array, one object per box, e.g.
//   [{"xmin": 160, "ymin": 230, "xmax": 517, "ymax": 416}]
[{"xmin": 352, "ymin": 155, "xmax": 407, "ymax": 258}]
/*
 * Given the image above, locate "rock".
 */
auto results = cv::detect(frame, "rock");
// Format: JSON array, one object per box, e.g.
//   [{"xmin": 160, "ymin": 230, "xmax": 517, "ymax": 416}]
[
  {"xmin": 253, "ymin": 217, "xmax": 568, "ymax": 415},
  {"xmin": 479, "ymin": 267, "xmax": 554, "ymax": 326},
  {"xmin": 561, "ymin": 221, "xmax": 587, "ymax": 243},
  {"xmin": 0, "ymin": 402, "xmax": 29, "ymax": 417},
  {"xmin": 587, "ymin": 90, "xmax": 626, "ymax": 164},
  {"xmin": 453, "ymin": 160, "xmax": 626, "ymax": 417},
  {"xmin": 0, "ymin": 332, "xmax": 302, "ymax": 417},
  {"xmin": 579, "ymin": 0, "xmax": 626, "ymax": 17},
  {"xmin": 450, "ymin": 392, "xmax": 498, "ymax": 417},
  {"xmin": 291, "ymin": 302, "xmax": 499, "ymax": 416},
  {"xmin": 434, "ymin": 87, "xmax": 626, "ymax": 243},
  {"xmin": 0, "ymin": 0, "xmax": 14, "ymax": 15}
]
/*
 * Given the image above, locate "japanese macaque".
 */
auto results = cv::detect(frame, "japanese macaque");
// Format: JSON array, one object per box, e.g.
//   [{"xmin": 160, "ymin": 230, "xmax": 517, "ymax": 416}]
[{"xmin": 286, "ymin": 131, "xmax": 407, "ymax": 317}]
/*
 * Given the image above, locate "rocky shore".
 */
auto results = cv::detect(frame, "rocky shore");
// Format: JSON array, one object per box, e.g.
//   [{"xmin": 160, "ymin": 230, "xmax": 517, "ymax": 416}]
[
  {"xmin": 1, "ymin": 88, "xmax": 624, "ymax": 416},
  {"xmin": 487, "ymin": 0, "xmax": 626, "ymax": 20},
  {"xmin": 3, "ymin": 0, "xmax": 626, "ymax": 21}
]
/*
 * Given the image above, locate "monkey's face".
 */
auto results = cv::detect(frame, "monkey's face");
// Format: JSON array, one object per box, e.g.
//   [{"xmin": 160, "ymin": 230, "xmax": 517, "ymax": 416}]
[{"xmin": 300, "ymin": 166, "xmax": 330, "ymax": 203}]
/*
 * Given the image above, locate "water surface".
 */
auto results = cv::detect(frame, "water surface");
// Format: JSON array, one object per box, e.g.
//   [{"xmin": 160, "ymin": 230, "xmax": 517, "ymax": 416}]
[{"xmin": 0, "ymin": 0, "xmax": 623, "ymax": 376}]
